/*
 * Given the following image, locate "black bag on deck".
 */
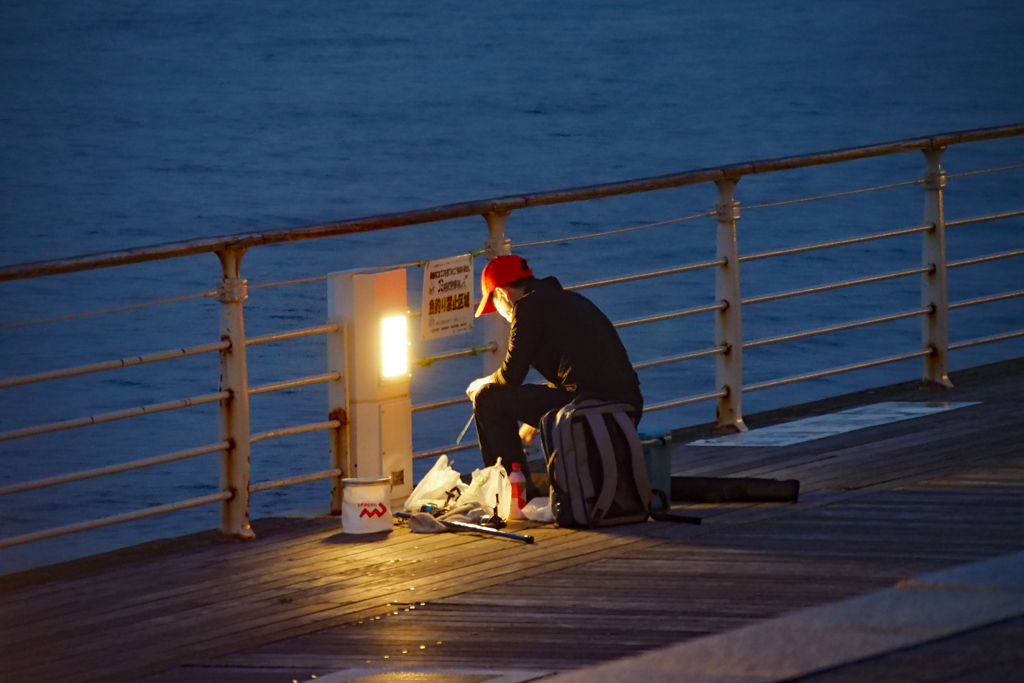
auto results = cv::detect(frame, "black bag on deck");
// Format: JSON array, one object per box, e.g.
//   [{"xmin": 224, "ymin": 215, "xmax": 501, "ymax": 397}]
[
  {"xmin": 671, "ymin": 476, "xmax": 800, "ymax": 503},
  {"xmin": 540, "ymin": 395, "xmax": 652, "ymax": 528}
]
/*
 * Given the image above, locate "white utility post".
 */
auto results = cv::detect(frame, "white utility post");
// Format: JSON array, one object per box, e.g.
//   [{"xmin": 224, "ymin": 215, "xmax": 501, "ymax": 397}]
[
  {"xmin": 216, "ymin": 249, "xmax": 255, "ymax": 540},
  {"xmin": 714, "ymin": 179, "xmax": 748, "ymax": 433},
  {"xmin": 327, "ymin": 320, "xmax": 349, "ymax": 515},
  {"xmin": 327, "ymin": 269, "xmax": 413, "ymax": 502},
  {"xmin": 921, "ymin": 148, "xmax": 954, "ymax": 388},
  {"xmin": 481, "ymin": 212, "xmax": 512, "ymax": 375}
]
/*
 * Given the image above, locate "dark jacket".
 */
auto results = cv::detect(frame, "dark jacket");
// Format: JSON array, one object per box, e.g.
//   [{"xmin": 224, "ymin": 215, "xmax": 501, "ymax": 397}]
[{"xmin": 492, "ymin": 276, "xmax": 643, "ymax": 412}]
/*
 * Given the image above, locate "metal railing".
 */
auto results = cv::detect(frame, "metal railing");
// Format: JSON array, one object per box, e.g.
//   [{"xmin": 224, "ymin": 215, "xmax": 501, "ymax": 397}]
[{"xmin": 1, "ymin": 123, "xmax": 1023, "ymax": 550}]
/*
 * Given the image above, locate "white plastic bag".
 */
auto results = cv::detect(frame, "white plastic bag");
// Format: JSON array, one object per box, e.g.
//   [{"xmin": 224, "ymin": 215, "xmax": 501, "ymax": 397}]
[
  {"xmin": 405, "ymin": 454, "xmax": 463, "ymax": 512},
  {"xmin": 456, "ymin": 457, "xmax": 512, "ymax": 520},
  {"xmin": 522, "ymin": 495, "xmax": 554, "ymax": 523}
]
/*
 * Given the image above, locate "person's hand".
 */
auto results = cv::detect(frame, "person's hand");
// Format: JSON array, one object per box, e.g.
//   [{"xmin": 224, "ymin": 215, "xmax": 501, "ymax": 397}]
[
  {"xmin": 519, "ymin": 423, "xmax": 539, "ymax": 445},
  {"xmin": 466, "ymin": 376, "xmax": 492, "ymax": 402}
]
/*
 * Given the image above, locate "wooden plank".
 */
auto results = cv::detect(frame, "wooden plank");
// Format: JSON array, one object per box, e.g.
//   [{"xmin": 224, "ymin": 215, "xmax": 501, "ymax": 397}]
[
  {"xmin": 11, "ymin": 527, "xmax": 644, "ymax": 681},
  {"xmin": 3, "ymin": 538, "xmax": 483, "ymax": 652},
  {"xmin": 0, "ymin": 525, "xmax": 499, "ymax": 638},
  {"xmin": 0, "ymin": 516, "xmax": 341, "ymax": 604},
  {"xmin": 1, "ymin": 514, "xmax": 554, "ymax": 628},
  {"xmin": 675, "ymin": 405, "xmax": 1011, "ymax": 484},
  {"xmin": 4, "ymin": 526, "xmax": 519, "ymax": 661},
  {"xmin": 43, "ymin": 534, "xmax": 656, "ymax": 683}
]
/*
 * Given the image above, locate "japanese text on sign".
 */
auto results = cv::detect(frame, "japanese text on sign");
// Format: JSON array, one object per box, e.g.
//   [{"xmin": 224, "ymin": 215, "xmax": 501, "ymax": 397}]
[{"xmin": 421, "ymin": 254, "xmax": 474, "ymax": 341}]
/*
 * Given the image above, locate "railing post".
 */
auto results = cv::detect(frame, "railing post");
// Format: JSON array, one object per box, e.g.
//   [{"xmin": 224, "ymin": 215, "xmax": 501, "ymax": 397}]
[
  {"xmin": 714, "ymin": 179, "xmax": 747, "ymax": 433},
  {"xmin": 921, "ymin": 148, "xmax": 954, "ymax": 389},
  {"xmin": 481, "ymin": 211, "xmax": 512, "ymax": 376},
  {"xmin": 216, "ymin": 249, "xmax": 255, "ymax": 540}
]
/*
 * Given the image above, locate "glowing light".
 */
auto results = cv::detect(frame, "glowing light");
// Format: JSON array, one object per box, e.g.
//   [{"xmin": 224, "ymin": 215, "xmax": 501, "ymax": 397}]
[{"xmin": 381, "ymin": 314, "xmax": 408, "ymax": 379}]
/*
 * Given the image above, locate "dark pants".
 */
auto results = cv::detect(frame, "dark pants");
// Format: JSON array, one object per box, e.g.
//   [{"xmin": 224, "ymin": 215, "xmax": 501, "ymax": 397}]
[
  {"xmin": 473, "ymin": 383, "xmax": 645, "ymax": 499},
  {"xmin": 472, "ymin": 383, "xmax": 573, "ymax": 489}
]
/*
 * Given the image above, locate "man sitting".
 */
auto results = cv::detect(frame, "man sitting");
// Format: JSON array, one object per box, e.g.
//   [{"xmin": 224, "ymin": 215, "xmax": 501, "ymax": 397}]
[{"xmin": 466, "ymin": 255, "xmax": 643, "ymax": 497}]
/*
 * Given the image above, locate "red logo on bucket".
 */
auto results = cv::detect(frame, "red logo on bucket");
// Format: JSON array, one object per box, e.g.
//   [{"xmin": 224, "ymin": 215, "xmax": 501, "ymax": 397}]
[{"xmin": 359, "ymin": 503, "xmax": 388, "ymax": 518}]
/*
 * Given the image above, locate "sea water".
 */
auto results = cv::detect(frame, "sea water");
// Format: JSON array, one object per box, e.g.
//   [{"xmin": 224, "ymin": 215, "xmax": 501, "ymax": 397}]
[{"xmin": 2, "ymin": 0, "xmax": 1023, "ymax": 573}]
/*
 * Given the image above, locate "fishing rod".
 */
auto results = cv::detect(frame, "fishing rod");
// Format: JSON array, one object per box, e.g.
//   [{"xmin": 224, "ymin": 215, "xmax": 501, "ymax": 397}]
[{"xmin": 456, "ymin": 413, "xmax": 475, "ymax": 445}]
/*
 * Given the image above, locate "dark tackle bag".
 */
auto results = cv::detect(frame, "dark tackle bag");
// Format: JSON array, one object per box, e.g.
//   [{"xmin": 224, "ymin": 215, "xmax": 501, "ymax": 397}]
[{"xmin": 540, "ymin": 395, "xmax": 652, "ymax": 528}]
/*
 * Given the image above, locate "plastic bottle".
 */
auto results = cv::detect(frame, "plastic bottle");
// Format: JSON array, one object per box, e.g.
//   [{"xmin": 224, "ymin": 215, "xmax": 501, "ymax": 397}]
[{"xmin": 509, "ymin": 462, "xmax": 527, "ymax": 520}]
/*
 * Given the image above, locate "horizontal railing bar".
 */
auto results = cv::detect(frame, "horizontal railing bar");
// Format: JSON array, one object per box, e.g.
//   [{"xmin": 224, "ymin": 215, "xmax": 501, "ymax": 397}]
[
  {"xmin": 0, "ymin": 341, "xmax": 230, "ymax": 390},
  {"xmin": 412, "ymin": 396, "xmax": 471, "ymax": 413},
  {"xmin": 0, "ymin": 491, "xmax": 231, "ymax": 550},
  {"xmin": 946, "ymin": 209, "xmax": 1024, "ymax": 227},
  {"xmin": 743, "ymin": 266, "xmax": 931, "ymax": 306},
  {"xmin": 248, "ymin": 373, "xmax": 340, "ymax": 396},
  {"xmin": 516, "ymin": 210, "xmax": 715, "ymax": 248},
  {"xmin": 0, "ymin": 391, "xmax": 230, "ymax": 443},
  {"xmin": 739, "ymin": 225, "xmax": 932, "ymax": 263},
  {"xmin": 415, "ymin": 343, "xmax": 498, "ymax": 368},
  {"xmin": 413, "ymin": 441, "xmax": 479, "ymax": 460},
  {"xmin": 947, "ymin": 162, "xmax": 1024, "ymax": 179},
  {"xmin": 250, "ymin": 259, "xmax": 429, "ymax": 291},
  {"xmin": 950, "ymin": 329, "xmax": 1024, "ymax": 351},
  {"xmin": 566, "ymin": 259, "xmax": 724, "ymax": 292},
  {"xmin": 745, "ymin": 349, "xmax": 932, "ymax": 394},
  {"xmin": 949, "ymin": 289, "xmax": 1024, "ymax": 310},
  {"xmin": 742, "ymin": 180, "xmax": 922, "ymax": 211},
  {"xmin": 947, "ymin": 249, "xmax": 1024, "ymax": 269},
  {"xmin": 6, "ymin": 123, "xmax": 1019, "ymax": 283},
  {"xmin": 250, "ymin": 420, "xmax": 341, "ymax": 444},
  {"xmin": 633, "ymin": 347, "xmax": 724, "ymax": 371},
  {"xmin": 246, "ymin": 324, "xmax": 339, "ymax": 346},
  {"xmin": 250, "ymin": 468, "xmax": 343, "ymax": 493},
  {"xmin": 744, "ymin": 307, "xmax": 932, "ymax": 349},
  {"xmin": 0, "ymin": 289, "xmax": 219, "ymax": 331},
  {"xmin": 0, "ymin": 441, "xmax": 229, "ymax": 497},
  {"xmin": 614, "ymin": 302, "xmax": 726, "ymax": 329},
  {"xmin": 645, "ymin": 390, "xmax": 728, "ymax": 413}
]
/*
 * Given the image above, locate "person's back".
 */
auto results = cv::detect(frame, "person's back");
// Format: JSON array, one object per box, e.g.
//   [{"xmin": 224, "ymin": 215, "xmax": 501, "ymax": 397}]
[{"xmin": 499, "ymin": 276, "xmax": 642, "ymax": 413}]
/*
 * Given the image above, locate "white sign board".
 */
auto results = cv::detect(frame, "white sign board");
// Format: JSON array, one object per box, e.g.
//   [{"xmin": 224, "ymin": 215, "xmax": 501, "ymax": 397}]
[{"xmin": 421, "ymin": 253, "xmax": 474, "ymax": 341}]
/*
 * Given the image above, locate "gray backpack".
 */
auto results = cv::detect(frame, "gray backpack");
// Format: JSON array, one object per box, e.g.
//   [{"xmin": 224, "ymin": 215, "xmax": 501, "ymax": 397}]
[{"xmin": 540, "ymin": 395, "xmax": 652, "ymax": 528}]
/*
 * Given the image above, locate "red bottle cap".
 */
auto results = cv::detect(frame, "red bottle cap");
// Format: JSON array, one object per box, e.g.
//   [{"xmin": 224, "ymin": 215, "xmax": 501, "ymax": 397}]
[{"xmin": 512, "ymin": 462, "xmax": 521, "ymax": 470}]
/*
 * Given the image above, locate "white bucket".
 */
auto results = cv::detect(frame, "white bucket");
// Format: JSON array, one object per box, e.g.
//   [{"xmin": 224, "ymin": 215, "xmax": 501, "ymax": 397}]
[{"xmin": 341, "ymin": 477, "xmax": 393, "ymax": 534}]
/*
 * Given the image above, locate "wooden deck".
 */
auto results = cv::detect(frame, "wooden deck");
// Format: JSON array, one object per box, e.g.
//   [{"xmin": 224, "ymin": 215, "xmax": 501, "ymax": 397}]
[{"xmin": 2, "ymin": 358, "xmax": 1024, "ymax": 683}]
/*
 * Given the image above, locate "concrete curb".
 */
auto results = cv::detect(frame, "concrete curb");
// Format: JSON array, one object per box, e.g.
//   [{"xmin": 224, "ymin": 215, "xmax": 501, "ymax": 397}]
[{"xmin": 547, "ymin": 550, "xmax": 1024, "ymax": 683}]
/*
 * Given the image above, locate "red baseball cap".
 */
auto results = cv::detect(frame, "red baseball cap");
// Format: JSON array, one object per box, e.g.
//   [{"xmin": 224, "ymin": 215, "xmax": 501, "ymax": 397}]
[{"xmin": 475, "ymin": 255, "xmax": 534, "ymax": 317}]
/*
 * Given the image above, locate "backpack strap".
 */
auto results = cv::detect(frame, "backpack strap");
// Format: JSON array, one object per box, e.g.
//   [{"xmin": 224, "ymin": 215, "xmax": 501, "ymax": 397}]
[
  {"xmin": 560, "ymin": 407, "xmax": 590, "ymax": 525},
  {"xmin": 584, "ymin": 413, "xmax": 619, "ymax": 524},
  {"xmin": 613, "ymin": 411, "xmax": 652, "ymax": 513},
  {"xmin": 571, "ymin": 422, "xmax": 598, "ymax": 516}
]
